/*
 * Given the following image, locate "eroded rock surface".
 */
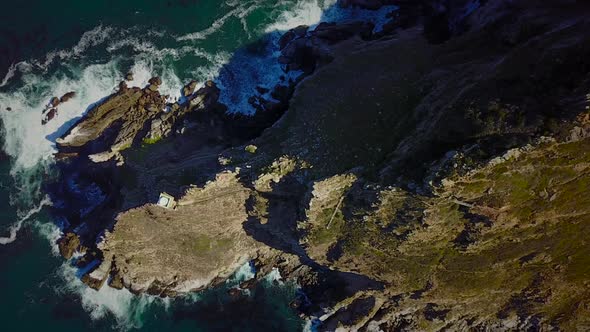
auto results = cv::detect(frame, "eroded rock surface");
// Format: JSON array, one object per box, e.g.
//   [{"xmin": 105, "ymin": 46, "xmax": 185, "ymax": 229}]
[{"xmin": 99, "ymin": 171, "xmax": 262, "ymax": 295}]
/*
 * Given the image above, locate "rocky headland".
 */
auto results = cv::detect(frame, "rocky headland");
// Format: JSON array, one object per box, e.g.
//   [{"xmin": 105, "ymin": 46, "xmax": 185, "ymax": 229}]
[{"xmin": 49, "ymin": 0, "xmax": 590, "ymax": 330}]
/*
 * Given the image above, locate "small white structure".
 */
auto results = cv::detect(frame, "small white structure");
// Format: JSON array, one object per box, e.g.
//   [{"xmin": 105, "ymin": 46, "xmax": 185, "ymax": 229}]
[{"xmin": 157, "ymin": 192, "xmax": 177, "ymax": 209}]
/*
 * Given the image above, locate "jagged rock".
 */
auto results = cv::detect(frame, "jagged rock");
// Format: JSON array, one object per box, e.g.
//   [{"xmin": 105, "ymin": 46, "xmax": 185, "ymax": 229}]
[
  {"xmin": 148, "ymin": 76, "xmax": 162, "ymax": 86},
  {"xmin": 45, "ymin": 2, "xmax": 590, "ymax": 331},
  {"xmin": 49, "ymin": 96, "xmax": 60, "ymax": 107},
  {"xmin": 53, "ymin": 152, "xmax": 79, "ymax": 160},
  {"xmin": 279, "ymin": 21, "xmax": 374, "ymax": 74},
  {"xmin": 311, "ymin": 21, "xmax": 374, "ymax": 43},
  {"xmin": 88, "ymin": 150, "xmax": 117, "ymax": 163},
  {"xmin": 182, "ymin": 80, "xmax": 198, "ymax": 97},
  {"xmin": 147, "ymin": 76, "xmax": 162, "ymax": 91},
  {"xmin": 278, "ymin": 25, "xmax": 308, "ymax": 50},
  {"xmin": 108, "ymin": 264, "xmax": 125, "ymax": 289},
  {"xmin": 118, "ymin": 80, "xmax": 128, "ymax": 92},
  {"xmin": 239, "ymin": 279, "xmax": 256, "ymax": 290},
  {"xmin": 81, "ymin": 257, "xmax": 112, "ymax": 290},
  {"xmin": 59, "ymin": 91, "xmax": 76, "ymax": 103},
  {"xmin": 187, "ymin": 81, "xmax": 220, "ymax": 110},
  {"xmin": 57, "ymin": 232, "xmax": 80, "ymax": 259},
  {"xmin": 270, "ymin": 84, "xmax": 293, "ymax": 103},
  {"xmin": 41, "ymin": 108, "xmax": 58, "ymax": 125},
  {"xmin": 227, "ymin": 287, "xmax": 242, "ymax": 297},
  {"xmin": 569, "ymin": 126, "xmax": 590, "ymax": 142},
  {"xmin": 125, "ymin": 72, "xmax": 133, "ymax": 81}
]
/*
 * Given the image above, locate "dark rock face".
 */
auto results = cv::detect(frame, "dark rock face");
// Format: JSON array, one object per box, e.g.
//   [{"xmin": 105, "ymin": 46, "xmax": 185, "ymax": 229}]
[
  {"xmin": 278, "ymin": 21, "xmax": 375, "ymax": 74},
  {"xmin": 59, "ymin": 91, "xmax": 76, "ymax": 103},
  {"xmin": 182, "ymin": 80, "xmax": 198, "ymax": 97},
  {"xmin": 42, "ymin": 108, "xmax": 58, "ymax": 125},
  {"xmin": 278, "ymin": 25, "xmax": 308, "ymax": 50}
]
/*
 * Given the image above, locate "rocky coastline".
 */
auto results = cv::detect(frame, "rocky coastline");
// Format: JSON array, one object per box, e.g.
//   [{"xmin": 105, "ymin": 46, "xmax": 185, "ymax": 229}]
[{"xmin": 48, "ymin": 0, "xmax": 590, "ymax": 330}]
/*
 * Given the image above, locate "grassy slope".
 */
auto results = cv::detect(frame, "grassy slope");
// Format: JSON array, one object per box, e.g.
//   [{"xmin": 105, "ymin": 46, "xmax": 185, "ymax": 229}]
[{"xmin": 303, "ymin": 137, "xmax": 590, "ymax": 329}]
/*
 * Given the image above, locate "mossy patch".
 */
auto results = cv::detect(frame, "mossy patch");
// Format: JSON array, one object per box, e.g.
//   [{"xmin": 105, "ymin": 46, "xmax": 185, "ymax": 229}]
[{"xmin": 142, "ymin": 136, "xmax": 162, "ymax": 145}]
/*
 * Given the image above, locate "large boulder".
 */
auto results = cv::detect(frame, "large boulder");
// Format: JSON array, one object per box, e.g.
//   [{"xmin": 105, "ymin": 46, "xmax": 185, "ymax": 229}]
[
  {"xmin": 147, "ymin": 76, "xmax": 162, "ymax": 91},
  {"xmin": 57, "ymin": 232, "xmax": 81, "ymax": 259},
  {"xmin": 49, "ymin": 96, "xmax": 60, "ymax": 107},
  {"xmin": 278, "ymin": 25, "xmax": 308, "ymax": 50},
  {"xmin": 59, "ymin": 91, "xmax": 76, "ymax": 103}
]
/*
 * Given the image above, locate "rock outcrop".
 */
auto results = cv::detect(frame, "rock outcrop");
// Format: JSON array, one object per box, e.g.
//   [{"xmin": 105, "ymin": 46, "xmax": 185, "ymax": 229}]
[
  {"xmin": 99, "ymin": 171, "xmax": 262, "ymax": 295},
  {"xmin": 48, "ymin": 0, "xmax": 590, "ymax": 330},
  {"xmin": 55, "ymin": 78, "xmax": 223, "ymax": 163},
  {"xmin": 57, "ymin": 232, "xmax": 80, "ymax": 259}
]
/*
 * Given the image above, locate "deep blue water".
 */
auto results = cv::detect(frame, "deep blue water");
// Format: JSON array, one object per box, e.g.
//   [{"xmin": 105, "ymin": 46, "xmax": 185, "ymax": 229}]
[{"xmin": 0, "ymin": 1, "xmax": 396, "ymax": 330}]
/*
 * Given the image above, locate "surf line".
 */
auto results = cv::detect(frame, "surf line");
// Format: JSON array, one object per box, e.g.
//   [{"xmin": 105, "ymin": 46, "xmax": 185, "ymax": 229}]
[{"xmin": 0, "ymin": 195, "xmax": 52, "ymax": 245}]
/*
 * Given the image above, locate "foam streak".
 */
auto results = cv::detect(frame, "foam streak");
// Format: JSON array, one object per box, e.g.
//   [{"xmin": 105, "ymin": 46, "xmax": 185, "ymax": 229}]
[{"xmin": 0, "ymin": 195, "xmax": 51, "ymax": 245}]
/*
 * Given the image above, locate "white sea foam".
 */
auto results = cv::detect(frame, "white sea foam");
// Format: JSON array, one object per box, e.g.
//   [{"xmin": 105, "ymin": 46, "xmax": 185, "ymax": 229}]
[
  {"xmin": 33, "ymin": 25, "xmax": 116, "ymax": 70},
  {"xmin": 0, "ymin": 195, "xmax": 51, "ymax": 245},
  {"xmin": 177, "ymin": 4, "xmax": 251, "ymax": 41},
  {"xmin": 125, "ymin": 59, "xmax": 183, "ymax": 99},
  {"xmin": 33, "ymin": 220, "xmax": 162, "ymax": 329},
  {"xmin": 0, "ymin": 61, "xmax": 122, "ymax": 245},
  {"xmin": 56, "ymin": 262, "xmax": 162, "ymax": 329},
  {"xmin": 215, "ymin": 0, "xmax": 335, "ymax": 114},
  {"xmin": 0, "ymin": 62, "xmax": 122, "ymax": 170},
  {"xmin": 264, "ymin": 267, "xmax": 284, "ymax": 284},
  {"xmin": 265, "ymin": 0, "xmax": 337, "ymax": 33},
  {"xmin": 0, "ymin": 63, "xmax": 18, "ymax": 88},
  {"xmin": 303, "ymin": 317, "xmax": 321, "ymax": 332},
  {"xmin": 228, "ymin": 260, "xmax": 256, "ymax": 284},
  {"xmin": 33, "ymin": 220, "xmax": 63, "ymax": 256},
  {"xmin": 266, "ymin": 0, "xmax": 397, "ymax": 34}
]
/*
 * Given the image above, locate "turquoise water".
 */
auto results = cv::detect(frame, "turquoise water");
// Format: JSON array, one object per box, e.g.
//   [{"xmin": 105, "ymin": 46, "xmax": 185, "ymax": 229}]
[{"xmin": 0, "ymin": 0, "xmax": 395, "ymax": 330}]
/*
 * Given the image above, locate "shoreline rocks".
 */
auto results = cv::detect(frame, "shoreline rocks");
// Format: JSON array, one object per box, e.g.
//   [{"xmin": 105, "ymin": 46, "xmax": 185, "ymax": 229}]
[
  {"xmin": 57, "ymin": 232, "xmax": 80, "ymax": 259},
  {"xmin": 46, "ymin": 1, "xmax": 590, "ymax": 330}
]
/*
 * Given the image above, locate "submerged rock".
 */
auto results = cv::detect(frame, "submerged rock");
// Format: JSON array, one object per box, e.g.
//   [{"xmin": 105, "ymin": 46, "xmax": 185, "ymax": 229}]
[
  {"xmin": 41, "ymin": 108, "xmax": 58, "ymax": 125},
  {"xmin": 59, "ymin": 91, "xmax": 76, "ymax": 103},
  {"xmin": 49, "ymin": 96, "xmax": 60, "ymax": 107}
]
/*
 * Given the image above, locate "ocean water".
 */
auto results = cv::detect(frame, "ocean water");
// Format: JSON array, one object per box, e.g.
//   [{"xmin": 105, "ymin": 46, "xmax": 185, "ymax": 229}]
[{"xmin": 0, "ymin": 1, "xmax": 396, "ymax": 330}]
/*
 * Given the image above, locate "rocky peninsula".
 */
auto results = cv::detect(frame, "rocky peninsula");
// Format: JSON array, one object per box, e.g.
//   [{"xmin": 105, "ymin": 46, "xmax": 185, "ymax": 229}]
[{"xmin": 49, "ymin": 0, "xmax": 590, "ymax": 330}]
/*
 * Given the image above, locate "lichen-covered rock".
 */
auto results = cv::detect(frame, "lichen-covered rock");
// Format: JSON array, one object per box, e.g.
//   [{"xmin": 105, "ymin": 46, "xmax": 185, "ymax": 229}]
[
  {"xmin": 254, "ymin": 156, "xmax": 299, "ymax": 192},
  {"xmin": 98, "ymin": 171, "xmax": 264, "ymax": 294},
  {"xmin": 302, "ymin": 173, "xmax": 356, "ymax": 262}
]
